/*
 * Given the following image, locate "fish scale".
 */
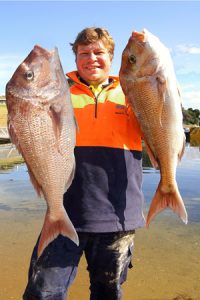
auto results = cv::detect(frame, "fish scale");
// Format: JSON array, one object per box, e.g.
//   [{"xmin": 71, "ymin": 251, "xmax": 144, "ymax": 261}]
[
  {"xmin": 6, "ymin": 45, "xmax": 79, "ymax": 258},
  {"xmin": 119, "ymin": 29, "xmax": 187, "ymax": 226}
]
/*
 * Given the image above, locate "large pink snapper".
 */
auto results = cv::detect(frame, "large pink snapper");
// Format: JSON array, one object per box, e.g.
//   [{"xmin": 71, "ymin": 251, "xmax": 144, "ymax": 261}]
[
  {"xmin": 6, "ymin": 45, "xmax": 79, "ymax": 257},
  {"xmin": 119, "ymin": 29, "xmax": 188, "ymax": 226}
]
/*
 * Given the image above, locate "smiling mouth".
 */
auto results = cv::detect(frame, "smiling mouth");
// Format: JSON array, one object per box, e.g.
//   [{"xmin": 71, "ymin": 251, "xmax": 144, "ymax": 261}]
[{"xmin": 86, "ymin": 65, "xmax": 101, "ymax": 70}]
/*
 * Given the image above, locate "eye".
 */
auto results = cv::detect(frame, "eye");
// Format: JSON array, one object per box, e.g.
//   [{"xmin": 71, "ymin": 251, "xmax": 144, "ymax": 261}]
[
  {"xmin": 25, "ymin": 70, "xmax": 34, "ymax": 81},
  {"xmin": 95, "ymin": 51, "xmax": 105, "ymax": 55},
  {"xmin": 128, "ymin": 55, "xmax": 136, "ymax": 64}
]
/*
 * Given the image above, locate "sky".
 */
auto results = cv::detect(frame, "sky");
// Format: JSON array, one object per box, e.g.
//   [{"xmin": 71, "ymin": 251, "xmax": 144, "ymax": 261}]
[{"xmin": 0, "ymin": 0, "xmax": 200, "ymax": 109}]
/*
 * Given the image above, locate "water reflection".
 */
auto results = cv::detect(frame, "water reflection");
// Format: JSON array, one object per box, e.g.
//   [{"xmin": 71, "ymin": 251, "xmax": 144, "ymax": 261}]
[
  {"xmin": 142, "ymin": 145, "xmax": 200, "ymax": 223},
  {"xmin": 0, "ymin": 203, "xmax": 11, "ymax": 211},
  {"xmin": 0, "ymin": 145, "xmax": 200, "ymax": 223}
]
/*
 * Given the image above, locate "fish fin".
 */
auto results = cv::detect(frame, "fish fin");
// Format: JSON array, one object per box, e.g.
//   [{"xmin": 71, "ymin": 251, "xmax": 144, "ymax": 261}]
[
  {"xmin": 146, "ymin": 181, "xmax": 188, "ymax": 227},
  {"xmin": 37, "ymin": 208, "xmax": 79, "ymax": 258},
  {"xmin": 27, "ymin": 165, "xmax": 43, "ymax": 197},
  {"xmin": 178, "ymin": 134, "xmax": 186, "ymax": 161},
  {"xmin": 49, "ymin": 103, "xmax": 63, "ymax": 141},
  {"xmin": 176, "ymin": 83, "xmax": 185, "ymax": 162},
  {"xmin": 176, "ymin": 81, "xmax": 182, "ymax": 100},
  {"xmin": 143, "ymin": 139, "xmax": 159, "ymax": 169},
  {"xmin": 74, "ymin": 115, "xmax": 80, "ymax": 133},
  {"xmin": 156, "ymin": 74, "xmax": 167, "ymax": 126},
  {"xmin": 8, "ymin": 121, "xmax": 22, "ymax": 154},
  {"xmin": 65, "ymin": 160, "xmax": 76, "ymax": 192}
]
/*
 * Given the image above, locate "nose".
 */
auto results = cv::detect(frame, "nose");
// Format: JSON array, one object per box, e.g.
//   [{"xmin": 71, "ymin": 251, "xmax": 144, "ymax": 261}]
[{"xmin": 87, "ymin": 52, "xmax": 97, "ymax": 61}]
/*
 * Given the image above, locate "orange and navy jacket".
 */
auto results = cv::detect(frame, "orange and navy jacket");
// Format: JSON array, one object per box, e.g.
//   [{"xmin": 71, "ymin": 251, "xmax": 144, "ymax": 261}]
[
  {"xmin": 64, "ymin": 71, "xmax": 145, "ymax": 232},
  {"xmin": 67, "ymin": 71, "xmax": 142, "ymax": 150}
]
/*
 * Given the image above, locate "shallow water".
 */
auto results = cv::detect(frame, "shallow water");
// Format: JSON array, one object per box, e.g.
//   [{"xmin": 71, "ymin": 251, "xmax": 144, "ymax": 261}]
[
  {"xmin": 143, "ymin": 146, "xmax": 200, "ymax": 223},
  {"xmin": 0, "ymin": 146, "xmax": 200, "ymax": 300}
]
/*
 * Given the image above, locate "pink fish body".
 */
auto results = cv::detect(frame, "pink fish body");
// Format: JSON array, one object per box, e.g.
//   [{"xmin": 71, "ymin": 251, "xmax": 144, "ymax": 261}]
[
  {"xmin": 119, "ymin": 29, "xmax": 188, "ymax": 226},
  {"xmin": 6, "ymin": 45, "xmax": 79, "ymax": 257}
]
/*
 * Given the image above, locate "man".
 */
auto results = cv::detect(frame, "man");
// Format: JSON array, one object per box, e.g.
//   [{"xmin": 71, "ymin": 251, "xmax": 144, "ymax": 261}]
[{"xmin": 23, "ymin": 27, "xmax": 145, "ymax": 300}]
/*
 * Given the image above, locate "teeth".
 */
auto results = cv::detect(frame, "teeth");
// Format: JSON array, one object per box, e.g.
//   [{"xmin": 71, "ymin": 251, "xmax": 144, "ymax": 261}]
[{"xmin": 87, "ymin": 66, "xmax": 99, "ymax": 70}]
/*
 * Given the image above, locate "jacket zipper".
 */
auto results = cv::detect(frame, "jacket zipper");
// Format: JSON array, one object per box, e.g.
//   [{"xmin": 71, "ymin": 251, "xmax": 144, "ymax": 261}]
[
  {"xmin": 89, "ymin": 89, "xmax": 102, "ymax": 119},
  {"xmin": 92, "ymin": 83, "xmax": 113, "ymax": 118},
  {"xmin": 72, "ymin": 77, "xmax": 113, "ymax": 119},
  {"xmin": 94, "ymin": 94, "xmax": 98, "ymax": 118}
]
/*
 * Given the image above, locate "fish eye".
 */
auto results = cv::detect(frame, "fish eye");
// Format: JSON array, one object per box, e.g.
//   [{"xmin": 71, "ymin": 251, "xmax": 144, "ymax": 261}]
[
  {"xmin": 129, "ymin": 55, "xmax": 136, "ymax": 64},
  {"xmin": 25, "ymin": 70, "xmax": 34, "ymax": 81}
]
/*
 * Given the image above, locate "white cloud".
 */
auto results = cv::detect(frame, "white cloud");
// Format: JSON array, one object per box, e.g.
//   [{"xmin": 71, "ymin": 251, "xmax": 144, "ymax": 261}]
[
  {"xmin": 0, "ymin": 70, "xmax": 10, "ymax": 79},
  {"xmin": 0, "ymin": 54, "xmax": 24, "ymax": 94},
  {"xmin": 176, "ymin": 44, "xmax": 200, "ymax": 55},
  {"xmin": 172, "ymin": 44, "xmax": 200, "ymax": 76},
  {"xmin": 174, "ymin": 57, "xmax": 200, "ymax": 76},
  {"xmin": 0, "ymin": 55, "xmax": 23, "ymax": 69},
  {"xmin": 179, "ymin": 81, "xmax": 200, "ymax": 109},
  {"xmin": 182, "ymin": 90, "xmax": 200, "ymax": 109},
  {"xmin": 181, "ymin": 83, "xmax": 196, "ymax": 91}
]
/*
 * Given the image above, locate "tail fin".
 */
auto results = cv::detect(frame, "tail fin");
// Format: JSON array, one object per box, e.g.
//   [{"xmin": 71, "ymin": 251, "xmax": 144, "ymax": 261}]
[
  {"xmin": 146, "ymin": 181, "xmax": 188, "ymax": 227},
  {"xmin": 37, "ymin": 209, "xmax": 79, "ymax": 258}
]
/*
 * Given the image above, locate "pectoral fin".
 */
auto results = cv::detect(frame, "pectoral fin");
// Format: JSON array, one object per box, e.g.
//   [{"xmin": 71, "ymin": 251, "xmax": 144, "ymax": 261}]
[
  {"xmin": 156, "ymin": 74, "xmax": 167, "ymax": 127},
  {"xmin": 49, "ymin": 103, "xmax": 63, "ymax": 141},
  {"xmin": 143, "ymin": 138, "xmax": 159, "ymax": 169}
]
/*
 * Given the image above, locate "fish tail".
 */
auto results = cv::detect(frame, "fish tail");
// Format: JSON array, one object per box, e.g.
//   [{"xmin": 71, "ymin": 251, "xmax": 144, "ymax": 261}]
[
  {"xmin": 37, "ymin": 209, "xmax": 79, "ymax": 258},
  {"xmin": 146, "ymin": 181, "xmax": 188, "ymax": 227}
]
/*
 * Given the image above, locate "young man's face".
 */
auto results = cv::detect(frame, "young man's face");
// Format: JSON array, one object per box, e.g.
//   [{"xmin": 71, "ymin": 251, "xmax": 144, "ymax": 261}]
[{"xmin": 76, "ymin": 40, "xmax": 112, "ymax": 87}]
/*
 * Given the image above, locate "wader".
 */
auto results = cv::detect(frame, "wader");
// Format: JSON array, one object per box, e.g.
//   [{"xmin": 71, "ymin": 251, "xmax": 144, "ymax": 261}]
[{"xmin": 23, "ymin": 230, "xmax": 135, "ymax": 300}]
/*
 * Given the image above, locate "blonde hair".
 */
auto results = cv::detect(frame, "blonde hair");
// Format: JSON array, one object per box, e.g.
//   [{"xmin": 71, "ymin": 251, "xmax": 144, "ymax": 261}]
[{"xmin": 70, "ymin": 27, "xmax": 115, "ymax": 59}]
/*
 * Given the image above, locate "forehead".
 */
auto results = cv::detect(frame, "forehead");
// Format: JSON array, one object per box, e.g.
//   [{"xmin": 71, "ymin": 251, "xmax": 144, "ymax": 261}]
[{"xmin": 77, "ymin": 40, "xmax": 108, "ymax": 53}]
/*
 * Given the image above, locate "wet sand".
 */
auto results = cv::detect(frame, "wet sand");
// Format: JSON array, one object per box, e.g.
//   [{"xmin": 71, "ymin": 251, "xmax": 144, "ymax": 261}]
[
  {"xmin": 1, "ymin": 208, "xmax": 200, "ymax": 300},
  {"xmin": 0, "ymin": 155, "xmax": 200, "ymax": 300}
]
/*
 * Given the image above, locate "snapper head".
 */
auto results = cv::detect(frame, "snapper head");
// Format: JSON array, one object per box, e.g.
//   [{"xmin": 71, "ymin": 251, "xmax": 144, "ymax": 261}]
[
  {"xmin": 120, "ymin": 29, "xmax": 170, "ymax": 85},
  {"xmin": 6, "ymin": 45, "xmax": 66, "ymax": 105}
]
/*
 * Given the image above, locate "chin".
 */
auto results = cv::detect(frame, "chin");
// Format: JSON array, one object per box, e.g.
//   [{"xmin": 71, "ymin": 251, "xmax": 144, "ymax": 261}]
[{"xmin": 87, "ymin": 76, "xmax": 101, "ymax": 82}]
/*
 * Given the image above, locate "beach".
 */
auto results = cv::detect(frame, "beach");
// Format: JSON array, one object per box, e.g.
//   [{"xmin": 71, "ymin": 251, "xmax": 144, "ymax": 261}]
[
  {"xmin": 0, "ymin": 148, "xmax": 200, "ymax": 300},
  {"xmin": 1, "ymin": 202, "xmax": 200, "ymax": 300}
]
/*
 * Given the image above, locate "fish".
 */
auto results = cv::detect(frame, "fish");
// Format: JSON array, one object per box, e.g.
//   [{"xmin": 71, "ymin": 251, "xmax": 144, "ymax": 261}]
[
  {"xmin": 119, "ymin": 29, "xmax": 188, "ymax": 226},
  {"xmin": 6, "ymin": 45, "xmax": 79, "ymax": 257}
]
